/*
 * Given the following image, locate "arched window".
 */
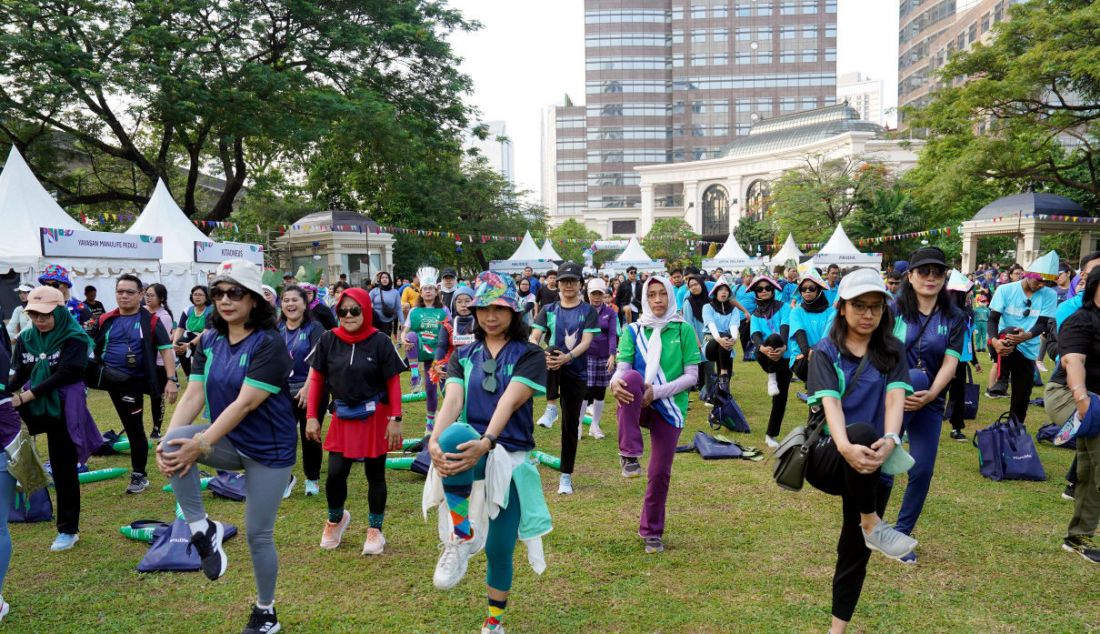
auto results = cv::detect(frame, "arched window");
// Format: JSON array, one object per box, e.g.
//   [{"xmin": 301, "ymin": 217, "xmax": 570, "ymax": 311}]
[
  {"xmin": 745, "ymin": 179, "xmax": 771, "ymax": 220},
  {"xmin": 701, "ymin": 184, "xmax": 729, "ymax": 236}
]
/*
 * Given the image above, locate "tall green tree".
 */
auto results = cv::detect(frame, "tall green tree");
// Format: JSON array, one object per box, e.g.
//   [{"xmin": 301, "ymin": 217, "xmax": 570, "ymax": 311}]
[
  {"xmin": 769, "ymin": 155, "xmax": 893, "ymax": 243},
  {"xmin": 548, "ymin": 219, "xmax": 600, "ymax": 265},
  {"xmin": 643, "ymin": 218, "xmax": 699, "ymax": 270},
  {"xmin": 0, "ymin": 0, "xmax": 476, "ymax": 220}
]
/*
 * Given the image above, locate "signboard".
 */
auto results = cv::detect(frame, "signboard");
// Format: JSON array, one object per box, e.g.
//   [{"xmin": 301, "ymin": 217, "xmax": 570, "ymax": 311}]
[
  {"xmin": 487, "ymin": 258, "xmax": 557, "ymax": 274},
  {"xmin": 40, "ymin": 228, "xmax": 163, "ymax": 260},
  {"xmin": 194, "ymin": 241, "xmax": 265, "ymax": 265}
]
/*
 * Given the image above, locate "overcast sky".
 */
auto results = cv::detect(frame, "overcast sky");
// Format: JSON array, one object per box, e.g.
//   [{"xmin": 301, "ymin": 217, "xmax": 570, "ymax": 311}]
[{"xmin": 448, "ymin": 0, "xmax": 899, "ymax": 201}]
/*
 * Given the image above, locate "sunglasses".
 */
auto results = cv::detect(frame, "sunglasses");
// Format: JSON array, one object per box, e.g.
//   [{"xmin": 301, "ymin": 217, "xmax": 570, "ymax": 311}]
[
  {"xmin": 43, "ymin": 281, "xmax": 62, "ymax": 289},
  {"xmin": 799, "ymin": 285, "xmax": 818, "ymax": 293},
  {"xmin": 753, "ymin": 286, "xmax": 773, "ymax": 294},
  {"xmin": 914, "ymin": 265, "xmax": 946, "ymax": 279},
  {"xmin": 211, "ymin": 286, "xmax": 247, "ymax": 301},
  {"xmin": 481, "ymin": 358, "xmax": 498, "ymax": 392},
  {"xmin": 1022, "ymin": 298, "xmax": 1032, "ymax": 318},
  {"xmin": 336, "ymin": 306, "xmax": 362, "ymax": 318}
]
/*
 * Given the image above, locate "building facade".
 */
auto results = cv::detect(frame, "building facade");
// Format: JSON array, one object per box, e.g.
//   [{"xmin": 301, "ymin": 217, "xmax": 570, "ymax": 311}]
[
  {"xmin": 558, "ymin": 0, "xmax": 838, "ymax": 237},
  {"xmin": 836, "ymin": 72, "xmax": 884, "ymax": 127},
  {"xmin": 543, "ymin": 98, "xmax": 588, "ymax": 224},
  {"xmin": 466, "ymin": 120, "xmax": 515, "ymax": 184}
]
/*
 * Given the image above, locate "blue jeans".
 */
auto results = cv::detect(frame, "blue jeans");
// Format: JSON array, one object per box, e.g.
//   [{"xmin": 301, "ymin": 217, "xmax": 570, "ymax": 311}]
[
  {"xmin": 0, "ymin": 452, "xmax": 17, "ymax": 592},
  {"xmin": 438, "ymin": 423, "xmax": 522, "ymax": 591},
  {"xmin": 895, "ymin": 403, "xmax": 943, "ymax": 536}
]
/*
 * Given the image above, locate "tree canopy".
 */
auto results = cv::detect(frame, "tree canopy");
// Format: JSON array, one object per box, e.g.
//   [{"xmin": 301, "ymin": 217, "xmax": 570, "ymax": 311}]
[
  {"xmin": 548, "ymin": 219, "xmax": 601, "ymax": 266},
  {"xmin": 643, "ymin": 218, "xmax": 699, "ymax": 270}
]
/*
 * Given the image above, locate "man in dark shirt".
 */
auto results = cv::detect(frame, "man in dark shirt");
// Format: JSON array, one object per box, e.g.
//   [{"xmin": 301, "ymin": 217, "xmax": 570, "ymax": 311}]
[
  {"xmin": 614, "ymin": 266, "xmax": 643, "ymax": 325},
  {"xmin": 536, "ymin": 270, "xmax": 559, "ymax": 311},
  {"xmin": 83, "ymin": 286, "xmax": 106, "ymax": 333}
]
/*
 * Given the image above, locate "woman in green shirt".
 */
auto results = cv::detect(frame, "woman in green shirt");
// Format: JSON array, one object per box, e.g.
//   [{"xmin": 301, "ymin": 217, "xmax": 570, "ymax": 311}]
[
  {"xmin": 173, "ymin": 285, "xmax": 211, "ymax": 376},
  {"xmin": 402, "ymin": 267, "xmax": 450, "ymax": 434}
]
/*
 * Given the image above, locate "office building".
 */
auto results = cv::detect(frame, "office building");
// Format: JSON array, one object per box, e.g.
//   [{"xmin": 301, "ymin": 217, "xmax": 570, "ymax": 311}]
[
  {"xmin": 836, "ymin": 72, "xmax": 884, "ymax": 127},
  {"xmin": 542, "ymin": 96, "xmax": 588, "ymax": 223},
  {"xmin": 466, "ymin": 120, "xmax": 515, "ymax": 184}
]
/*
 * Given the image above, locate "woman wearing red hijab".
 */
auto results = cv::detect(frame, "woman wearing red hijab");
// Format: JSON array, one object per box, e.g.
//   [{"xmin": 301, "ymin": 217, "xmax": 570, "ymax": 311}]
[{"xmin": 306, "ymin": 287, "xmax": 406, "ymax": 555}]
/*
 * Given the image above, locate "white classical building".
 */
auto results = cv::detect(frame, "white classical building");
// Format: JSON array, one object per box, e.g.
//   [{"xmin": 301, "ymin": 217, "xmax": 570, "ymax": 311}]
[{"xmin": 594, "ymin": 104, "xmax": 922, "ymax": 240}]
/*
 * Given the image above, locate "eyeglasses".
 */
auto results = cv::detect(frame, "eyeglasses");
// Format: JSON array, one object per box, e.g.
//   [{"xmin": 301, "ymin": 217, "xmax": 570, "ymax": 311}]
[
  {"xmin": 116, "ymin": 289, "xmax": 140, "ymax": 296},
  {"xmin": 481, "ymin": 357, "xmax": 498, "ymax": 392},
  {"xmin": 211, "ymin": 286, "xmax": 247, "ymax": 301},
  {"xmin": 848, "ymin": 301, "xmax": 886, "ymax": 316},
  {"xmin": 913, "ymin": 265, "xmax": 946, "ymax": 279},
  {"xmin": 336, "ymin": 306, "xmax": 362, "ymax": 318},
  {"xmin": 26, "ymin": 311, "xmax": 53, "ymax": 320}
]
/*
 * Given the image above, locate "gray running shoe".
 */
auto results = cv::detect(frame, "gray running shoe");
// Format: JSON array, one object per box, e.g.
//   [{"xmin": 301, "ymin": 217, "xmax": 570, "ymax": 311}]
[
  {"xmin": 862, "ymin": 521, "xmax": 917, "ymax": 560},
  {"xmin": 620, "ymin": 456, "xmax": 642, "ymax": 478}
]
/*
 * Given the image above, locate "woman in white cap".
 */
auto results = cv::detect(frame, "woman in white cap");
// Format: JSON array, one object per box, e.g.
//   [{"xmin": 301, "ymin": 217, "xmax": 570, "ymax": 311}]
[
  {"xmin": 804, "ymin": 267, "xmax": 915, "ymax": 634},
  {"xmin": 4, "ymin": 284, "xmax": 34, "ymax": 339},
  {"xmin": 156, "ymin": 259, "xmax": 297, "ymax": 634},
  {"xmin": 580, "ymin": 277, "xmax": 617, "ymax": 439}
]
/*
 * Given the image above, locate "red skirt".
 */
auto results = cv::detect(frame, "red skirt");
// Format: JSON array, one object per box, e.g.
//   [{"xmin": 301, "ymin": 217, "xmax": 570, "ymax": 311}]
[{"xmin": 323, "ymin": 403, "xmax": 392, "ymax": 459}]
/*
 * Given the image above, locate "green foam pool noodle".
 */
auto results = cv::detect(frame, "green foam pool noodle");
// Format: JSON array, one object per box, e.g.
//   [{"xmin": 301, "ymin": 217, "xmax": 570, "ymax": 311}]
[
  {"xmin": 582, "ymin": 415, "xmax": 592, "ymax": 426},
  {"xmin": 175, "ymin": 503, "xmax": 185, "ymax": 520},
  {"xmin": 402, "ymin": 438, "xmax": 426, "ymax": 451},
  {"xmin": 112, "ymin": 438, "xmax": 149, "ymax": 452},
  {"xmin": 385, "ymin": 456, "xmax": 415, "ymax": 470},
  {"xmin": 162, "ymin": 477, "xmax": 212, "ymax": 492},
  {"xmin": 530, "ymin": 450, "xmax": 561, "ymax": 471},
  {"xmin": 119, "ymin": 525, "xmax": 157, "ymax": 543},
  {"xmin": 78, "ymin": 467, "xmax": 129, "ymax": 484},
  {"xmin": 402, "ymin": 392, "xmax": 427, "ymax": 403}
]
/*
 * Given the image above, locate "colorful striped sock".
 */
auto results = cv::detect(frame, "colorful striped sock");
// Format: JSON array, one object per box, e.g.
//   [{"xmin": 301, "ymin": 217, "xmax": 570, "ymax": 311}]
[
  {"xmin": 425, "ymin": 413, "xmax": 435, "ymax": 432},
  {"xmin": 409, "ymin": 361, "xmax": 420, "ymax": 378},
  {"xmin": 484, "ymin": 598, "xmax": 507, "ymax": 631},
  {"xmin": 443, "ymin": 484, "xmax": 473, "ymax": 540},
  {"xmin": 368, "ymin": 513, "xmax": 384, "ymax": 529}
]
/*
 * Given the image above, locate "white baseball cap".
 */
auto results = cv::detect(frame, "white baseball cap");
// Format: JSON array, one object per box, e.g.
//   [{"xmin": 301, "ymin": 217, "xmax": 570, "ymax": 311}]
[
  {"xmin": 211, "ymin": 259, "xmax": 264, "ymax": 298},
  {"xmin": 587, "ymin": 277, "xmax": 608, "ymax": 297},
  {"xmin": 837, "ymin": 268, "xmax": 890, "ymax": 301}
]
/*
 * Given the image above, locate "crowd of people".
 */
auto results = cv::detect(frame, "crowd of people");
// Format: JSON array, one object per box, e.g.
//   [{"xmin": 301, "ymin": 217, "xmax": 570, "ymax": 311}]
[{"xmin": 0, "ymin": 247, "xmax": 1096, "ymax": 633}]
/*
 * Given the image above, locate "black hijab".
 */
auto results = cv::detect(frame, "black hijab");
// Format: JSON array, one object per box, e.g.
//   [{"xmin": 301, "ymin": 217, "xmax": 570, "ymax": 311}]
[
  {"xmin": 709, "ymin": 281, "xmax": 734, "ymax": 315},
  {"xmin": 686, "ymin": 275, "xmax": 709, "ymax": 321},
  {"xmin": 800, "ymin": 281, "xmax": 830, "ymax": 314},
  {"xmin": 751, "ymin": 280, "xmax": 783, "ymax": 319}
]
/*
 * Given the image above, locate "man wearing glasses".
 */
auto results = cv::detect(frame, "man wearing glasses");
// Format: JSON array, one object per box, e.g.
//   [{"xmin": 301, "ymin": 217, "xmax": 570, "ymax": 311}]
[
  {"xmin": 987, "ymin": 252, "xmax": 1059, "ymax": 425},
  {"xmin": 37, "ymin": 264, "xmax": 93, "ymax": 328}
]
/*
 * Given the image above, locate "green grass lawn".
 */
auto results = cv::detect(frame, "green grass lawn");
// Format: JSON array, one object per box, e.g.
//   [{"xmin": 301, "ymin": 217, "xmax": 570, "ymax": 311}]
[{"xmin": 4, "ymin": 359, "xmax": 1094, "ymax": 633}]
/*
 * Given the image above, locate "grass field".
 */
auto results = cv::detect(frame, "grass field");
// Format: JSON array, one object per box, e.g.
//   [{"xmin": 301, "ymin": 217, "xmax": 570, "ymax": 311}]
[{"xmin": 3, "ymin": 358, "xmax": 1095, "ymax": 634}]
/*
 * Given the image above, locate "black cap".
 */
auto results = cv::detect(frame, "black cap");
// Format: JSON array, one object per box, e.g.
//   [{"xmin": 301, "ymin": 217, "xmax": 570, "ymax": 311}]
[
  {"xmin": 909, "ymin": 247, "xmax": 947, "ymax": 270},
  {"xmin": 557, "ymin": 261, "xmax": 583, "ymax": 281},
  {"xmin": 282, "ymin": 272, "xmax": 294, "ymax": 279},
  {"xmin": 442, "ymin": 267, "xmax": 457, "ymax": 279}
]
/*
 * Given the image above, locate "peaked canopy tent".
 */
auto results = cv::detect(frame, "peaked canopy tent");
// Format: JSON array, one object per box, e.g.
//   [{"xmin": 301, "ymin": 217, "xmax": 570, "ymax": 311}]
[
  {"xmin": 811, "ymin": 224, "xmax": 882, "ymax": 269},
  {"xmin": 0, "ymin": 145, "xmax": 161, "ymax": 315},
  {"xmin": 768, "ymin": 233, "xmax": 804, "ymax": 268},
  {"xmin": 489, "ymin": 231, "xmax": 558, "ymax": 273},
  {"xmin": 601, "ymin": 238, "xmax": 665, "ymax": 275},
  {"xmin": 540, "ymin": 239, "xmax": 564, "ymax": 262},
  {"xmin": 703, "ymin": 234, "xmax": 765, "ymax": 271}
]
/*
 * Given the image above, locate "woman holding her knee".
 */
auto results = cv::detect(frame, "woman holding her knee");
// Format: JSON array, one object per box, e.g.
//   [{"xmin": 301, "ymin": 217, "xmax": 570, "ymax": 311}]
[
  {"xmin": 702, "ymin": 279, "xmax": 740, "ymax": 394},
  {"xmin": 890, "ymin": 248, "xmax": 964, "ymax": 564},
  {"xmin": 156, "ymin": 259, "xmax": 297, "ymax": 634},
  {"xmin": 750, "ymin": 276, "xmax": 793, "ymax": 448},
  {"xmin": 788, "ymin": 268, "xmax": 835, "ymax": 383},
  {"xmin": 610, "ymin": 276, "xmax": 701, "ymax": 553},
  {"xmin": 804, "ymin": 268, "xmax": 916, "ymax": 634},
  {"xmin": 427, "ymin": 271, "xmax": 550, "ymax": 634},
  {"xmin": 307, "ymin": 287, "xmax": 405, "ymax": 554}
]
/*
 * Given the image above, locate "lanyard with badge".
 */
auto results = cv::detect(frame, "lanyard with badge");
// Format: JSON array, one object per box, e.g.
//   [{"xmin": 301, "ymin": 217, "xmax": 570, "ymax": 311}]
[{"xmin": 913, "ymin": 309, "xmax": 938, "ymax": 370}]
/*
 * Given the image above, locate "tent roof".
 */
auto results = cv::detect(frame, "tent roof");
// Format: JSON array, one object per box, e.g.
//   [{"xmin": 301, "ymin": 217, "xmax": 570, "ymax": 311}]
[
  {"xmin": 713, "ymin": 234, "xmax": 751, "ymax": 261},
  {"xmin": 0, "ymin": 145, "xmax": 84, "ymax": 259},
  {"xmin": 817, "ymin": 224, "xmax": 861, "ymax": 255},
  {"xmin": 540, "ymin": 239, "xmax": 563, "ymax": 261},
  {"xmin": 127, "ymin": 179, "xmax": 211, "ymax": 263},
  {"xmin": 972, "ymin": 192, "xmax": 1089, "ymax": 221},
  {"xmin": 616, "ymin": 238, "xmax": 657, "ymax": 263},
  {"xmin": 508, "ymin": 231, "xmax": 544, "ymax": 261},
  {"xmin": 771, "ymin": 233, "xmax": 803, "ymax": 263}
]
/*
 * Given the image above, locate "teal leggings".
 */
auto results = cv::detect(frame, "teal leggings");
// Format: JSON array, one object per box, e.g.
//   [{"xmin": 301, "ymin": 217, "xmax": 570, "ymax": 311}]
[{"xmin": 439, "ymin": 423, "xmax": 522, "ymax": 591}]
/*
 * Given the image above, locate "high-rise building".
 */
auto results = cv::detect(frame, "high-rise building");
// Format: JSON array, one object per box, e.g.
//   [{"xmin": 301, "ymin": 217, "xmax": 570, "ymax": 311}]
[
  {"xmin": 542, "ymin": 97, "xmax": 588, "ymax": 224},
  {"xmin": 837, "ymin": 72, "xmax": 884, "ymax": 127},
  {"xmin": 466, "ymin": 120, "xmax": 515, "ymax": 184},
  {"xmin": 576, "ymin": 0, "xmax": 837, "ymax": 237}
]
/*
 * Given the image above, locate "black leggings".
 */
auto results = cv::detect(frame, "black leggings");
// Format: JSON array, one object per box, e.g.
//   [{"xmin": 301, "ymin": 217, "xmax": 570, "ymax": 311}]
[
  {"xmin": 738, "ymin": 319, "xmax": 752, "ymax": 357},
  {"xmin": 548, "ymin": 371, "xmax": 586, "ymax": 474},
  {"xmin": 150, "ymin": 365, "xmax": 170, "ymax": 430},
  {"xmin": 996, "ymin": 349, "xmax": 1036, "ymax": 425},
  {"xmin": 108, "ymin": 384, "xmax": 149, "ymax": 476},
  {"xmin": 806, "ymin": 423, "xmax": 893, "ymax": 623},
  {"xmin": 585, "ymin": 383, "xmax": 607, "ymax": 402},
  {"xmin": 946, "ymin": 361, "xmax": 968, "ymax": 431},
  {"xmin": 30, "ymin": 416, "xmax": 80, "ymax": 534},
  {"xmin": 704, "ymin": 339, "xmax": 734, "ymax": 375},
  {"xmin": 325, "ymin": 452, "xmax": 387, "ymax": 516},
  {"xmin": 294, "ymin": 402, "xmax": 326, "ymax": 481},
  {"xmin": 757, "ymin": 334, "xmax": 792, "ymax": 437}
]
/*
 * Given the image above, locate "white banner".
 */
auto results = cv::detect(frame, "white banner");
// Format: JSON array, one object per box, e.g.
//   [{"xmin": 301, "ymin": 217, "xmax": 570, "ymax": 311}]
[
  {"xmin": 40, "ymin": 228, "xmax": 163, "ymax": 260},
  {"xmin": 194, "ymin": 241, "xmax": 264, "ymax": 265}
]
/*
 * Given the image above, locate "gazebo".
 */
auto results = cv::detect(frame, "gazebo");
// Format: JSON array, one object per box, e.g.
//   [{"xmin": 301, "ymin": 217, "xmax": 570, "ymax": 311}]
[
  {"xmin": 960, "ymin": 193, "xmax": 1098, "ymax": 272},
  {"xmin": 276, "ymin": 210, "xmax": 395, "ymax": 286}
]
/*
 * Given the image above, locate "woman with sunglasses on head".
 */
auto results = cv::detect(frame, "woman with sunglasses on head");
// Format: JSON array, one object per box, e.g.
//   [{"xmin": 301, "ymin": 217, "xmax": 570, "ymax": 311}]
[
  {"xmin": 157, "ymin": 259, "xmax": 298, "ymax": 634},
  {"xmin": 278, "ymin": 286, "xmax": 325, "ymax": 497},
  {"xmin": 9, "ymin": 287, "xmax": 100, "ymax": 552},
  {"xmin": 306, "ymin": 286, "xmax": 405, "ymax": 555},
  {"xmin": 702, "ymin": 278, "xmax": 741, "ymax": 395},
  {"xmin": 299, "ymin": 282, "xmax": 338, "ymax": 330},
  {"xmin": 750, "ymin": 275, "xmax": 793, "ymax": 448},
  {"xmin": 427, "ymin": 272, "xmax": 550, "ymax": 634},
  {"xmin": 610, "ymin": 276, "xmax": 701, "ymax": 554},
  {"xmin": 889, "ymin": 248, "xmax": 965, "ymax": 564},
  {"xmin": 805, "ymin": 268, "xmax": 916, "ymax": 634},
  {"xmin": 173, "ymin": 286, "xmax": 211, "ymax": 377},
  {"xmin": 788, "ymin": 268, "xmax": 836, "ymax": 383},
  {"xmin": 144, "ymin": 283, "xmax": 177, "ymax": 441}
]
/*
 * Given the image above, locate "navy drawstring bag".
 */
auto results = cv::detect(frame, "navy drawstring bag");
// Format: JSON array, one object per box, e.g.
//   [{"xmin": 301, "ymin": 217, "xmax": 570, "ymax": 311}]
[
  {"xmin": 208, "ymin": 470, "xmax": 246, "ymax": 501},
  {"xmin": 137, "ymin": 519, "xmax": 238, "ymax": 572}
]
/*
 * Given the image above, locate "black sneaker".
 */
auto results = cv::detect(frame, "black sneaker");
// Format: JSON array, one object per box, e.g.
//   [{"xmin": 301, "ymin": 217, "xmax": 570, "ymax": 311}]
[
  {"xmin": 241, "ymin": 605, "xmax": 281, "ymax": 634},
  {"xmin": 150, "ymin": 427, "xmax": 162, "ymax": 441},
  {"xmin": 1063, "ymin": 483, "xmax": 1076, "ymax": 501},
  {"xmin": 188, "ymin": 520, "xmax": 228, "ymax": 581},
  {"xmin": 126, "ymin": 472, "xmax": 149, "ymax": 494},
  {"xmin": 949, "ymin": 429, "xmax": 967, "ymax": 442},
  {"xmin": 1062, "ymin": 535, "xmax": 1100, "ymax": 564}
]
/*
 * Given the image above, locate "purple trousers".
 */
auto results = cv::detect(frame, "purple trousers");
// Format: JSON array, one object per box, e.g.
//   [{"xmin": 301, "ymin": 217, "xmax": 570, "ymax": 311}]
[{"xmin": 616, "ymin": 369, "xmax": 682, "ymax": 538}]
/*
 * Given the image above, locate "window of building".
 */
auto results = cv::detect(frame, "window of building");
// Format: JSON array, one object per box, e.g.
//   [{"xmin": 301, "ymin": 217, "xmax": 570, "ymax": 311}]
[
  {"xmin": 757, "ymin": 27, "xmax": 773, "ymax": 41},
  {"xmin": 801, "ymin": 26, "xmax": 817, "ymax": 39},
  {"xmin": 745, "ymin": 180, "xmax": 771, "ymax": 220},
  {"xmin": 736, "ymin": 28, "xmax": 751, "ymax": 41},
  {"xmin": 825, "ymin": 0, "xmax": 837, "ymax": 13},
  {"xmin": 780, "ymin": 50, "xmax": 796, "ymax": 63},
  {"xmin": 824, "ymin": 47, "xmax": 836, "ymax": 62},
  {"xmin": 757, "ymin": 51, "xmax": 773, "ymax": 64},
  {"xmin": 801, "ymin": 96, "xmax": 818, "ymax": 109},
  {"xmin": 735, "ymin": 3, "xmax": 751, "ymax": 17},
  {"xmin": 802, "ymin": 50, "xmax": 818, "ymax": 62},
  {"xmin": 801, "ymin": 0, "xmax": 817, "ymax": 15},
  {"xmin": 968, "ymin": 23, "xmax": 977, "ymax": 44},
  {"xmin": 781, "ymin": 97, "xmax": 796, "ymax": 112},
  {"xmin": 672, "ymin": 7, "xmax": 683, "ymax": 20},
  {"xmin": 756, "ymin": 2, "xmax": 774, "ymax": 16},
  {"xmin": 556, "ymin": 139, "xmax": 585, "ymax": 150},
  {"xmin": 982, "ymin": 13, "xmax": 991, "ymax": 32},
  {"xmin": 691, "ymin": 54, "xmax": 707, "ymax": 66},
  {"xmin": 711, "ymin": 100, "xmax": 729, "ymax": 113},
  {"xmin": 781, "ymin": 1, "xmax": 797, "ymax": 15},
  {"xmin": 691, "ymin": 5, "xmax": 707, "ymax": 19},
  {"xmin": 735, "ymin": 52, "xmax": 751, "ymax": 65},
  {"xmin": 736, "ymin": 99, "xmax": 751, "ymax": 113},
  {"xmin": 692, "ymin": 30, "xmax": 706, "ymax": 43},
  {"xmin": 781, "ymin": 27, "xmax": 796, "ymax": 39},
  {"xmin": 714, "ymin": 29, "xmax": 728, "ymax": 42},
  {"xmin": 713, "ymin": 6, "xmax": 728, "ymax": 18},
  {"xmin": 584, "ymin": 9, "xmax": 669, "ymax": 24},
  {"xmin": 673, "ymin": 30, "xmax": 684, "ymax": 44},
  {"xmin": 702, "ymin": 185, "xmax": 730, "ymax": 236},
  {"xmin": 557, "ymin": 181, "xmax": 586, "ymax": 193},
  {"xmin": 611, "ymin": 220, "xmax": 637, "ymax": 235},
  {"xmin": 826, "ymin": 24, "xmax": 837, "ymax": 38}
]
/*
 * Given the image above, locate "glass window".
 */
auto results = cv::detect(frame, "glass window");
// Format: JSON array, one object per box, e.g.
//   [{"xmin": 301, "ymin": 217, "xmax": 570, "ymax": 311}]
[
  {"xmin": 692, "ymin": 30, "xmax": 706, "ymax": 43},
  {"xmin": 825, "ymin": 24, "xmax": 837, "ymax": 38},
  {"xmin": 757, "ymin": 27, "xmax": 772, "ymax": 40},
  {"xmin": 711, "ymin": 100, "xmax": 729, "ymax": 113},
  {"xmin": 702, "ymin": 185, "xmax": 730, "ymax": 236},
  {"xmin": 691, "ymin": 55, "xmax": 707, "ymax": 66},
  {"xmin": 781, "ymin": 27, "xmax": 796, "ymax": 39},
  {"xmin": 673, "ymin": 30, "xmax": 684, "ymax": 44},
  {"xmin": 801, "ymin": 0, "xmax": 817, "ymax": 14},
  {"xmin": 610, "ymin": 220, "xmax": 637, "ymax": 235},
  {"xmin": 825, "ymin": 0, "xmax": 837, "ymax": 13},
  {"xmin": 780, "ymin": 50, "xmax": 796, "ymax": 63},
  {"xmin": 756, "ymin": 2, "xmax": 774, "ymax": 16},
  {"xmin": 714, "ymin": 29, "xmax": 728, "ymax": 42},
  {"xmin": 736, "ymin": 99, "xmax": 751, "ymax": 113},
  {"xmin": 713, "ymin": 54, "xmax": 728, "ymax": 65},
  {"xmin": 802, "ymin": 50, "xmax": 818, "ymax": 62},
  {"xmin": 801, "ymin": 26, "xmax": 817, "ymax": 39},
  {"xmin": 735, "ymin": 52, "xmax": 751, "ymax": 65},
  {"xmin": 757, "ymin": 51, "xmax": 773, "ymax": 64},
  {"xmin": 672, "ymin": 7, "xmax": 683, "ymax": 20},
  {"xmin": 736, "ymin": 28, "xmax": 751, "ymax": 41},
  {"xmin": 781, "ymin": 1, "xmax": 797, "ymax": 16},
  {"xmin": 824, "ymin": 48, "xmax": 836, "ymax": 62},
  {"xmin": 691, "ymin": 6, "xmax": 707, "ymax": 19},
  {"xmin": 745, "ymin": 180, "xmax": 771, "ymax": 220},
  {"xmin": 781, "ymin": 97, "xmax": 796, "ymax": 112},
  {"xmin": 713, "ymin": 6, "xmax": 728, "ymax": 18}
]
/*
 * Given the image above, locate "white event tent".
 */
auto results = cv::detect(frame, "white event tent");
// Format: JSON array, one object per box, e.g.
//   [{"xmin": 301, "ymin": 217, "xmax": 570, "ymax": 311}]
[
  {"xmin": 489, "ymin": 231, "xmax": 557, "ymax": 273},
  {"xmin": 703, "ymin": 234, "xmax": 764, "ymax": 271},
  {"xmin": 601, "ymin": 238, "xmax": 664, "ymax": 275},
  {"xmin": 812, "ymin": 224, "xmax": 882, "ymax": 269},
  {"xmin": 540, "ymin": 239, "xmax": 563, "ymax": 262},
  {"xmin": 0, "ymin": 145, "xmax": 160, "ymax": 311},
  {"xmin": 768, "ymin": 233, "xmax": 804, "ymax": 267}
]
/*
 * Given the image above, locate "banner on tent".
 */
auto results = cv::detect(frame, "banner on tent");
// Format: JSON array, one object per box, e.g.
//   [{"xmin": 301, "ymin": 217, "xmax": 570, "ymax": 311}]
[
  {"xmin": 194, "ymin": 241, "xmax": 264, "ymax": 265},
  {"xmin": 40, "ymin": 228, "xmax": 163, "ymax": 260}
]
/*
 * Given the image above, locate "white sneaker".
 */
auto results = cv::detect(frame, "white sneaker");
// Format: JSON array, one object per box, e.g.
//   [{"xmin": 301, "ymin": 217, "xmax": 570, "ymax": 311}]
[
  {"xmin": 0, "ymin": 599, "xmax": 9, "ymax": 622},
  {"xmin": 558, "ymin": 473, "xmax": 574, "ymax": 495},
  {"xmin": 304, "ymin": 479, "xmax": 320, "ymax": 497},
  {"xmin": 362, "ymin": 528, "xmax": 386, "ymax": 556},
  {"xmin": 765, "ymin": 435, "xmax": 779, "ymax": 449},
  {"xmin": 282, "ymin": 474, "xmax": 296, "ymax": 499},
  {"xmin": 536, "ymin": 405, "xmax": 558, "ymax": 429},
  {"xmin": 767, "ymin": 373, "xmax": 780, "ymax": 397},
  {"xmin": 433, "ymin": 536, "xmax": 476, "ymax": 590},
  {"xmin": 589, "ymin": 422, "xmax": 606, "ymax": 439}
]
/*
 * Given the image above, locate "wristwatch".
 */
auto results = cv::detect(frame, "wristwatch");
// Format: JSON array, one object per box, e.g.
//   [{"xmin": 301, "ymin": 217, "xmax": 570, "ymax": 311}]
[
  {"xmin": 882, "ymin": 432, "xmax": 903, "ymax": 448},
  {"xmin": 481, "ymin": 433, "xmax": 498, "ymax": 450}
]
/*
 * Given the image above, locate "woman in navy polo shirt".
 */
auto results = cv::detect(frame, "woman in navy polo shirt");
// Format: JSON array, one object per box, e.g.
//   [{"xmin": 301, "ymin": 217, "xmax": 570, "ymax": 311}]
[
  {"xmin": 278, "ymin": 285, "xmax": 325, "ymax": 497},
  {"xmin": 891, "ymin": 247, "xmax": 965, "ymax": 565},
  {"xmin": 427, "ymin": 271, "xmax": 549, "ymax": 634},
  {"xmin": 156, "ymin": 259, "xmax": 297, "ymax": 634},
  {"xmin": 805, "ymin": 268, "xmax": 916, "ymax": 634}
]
